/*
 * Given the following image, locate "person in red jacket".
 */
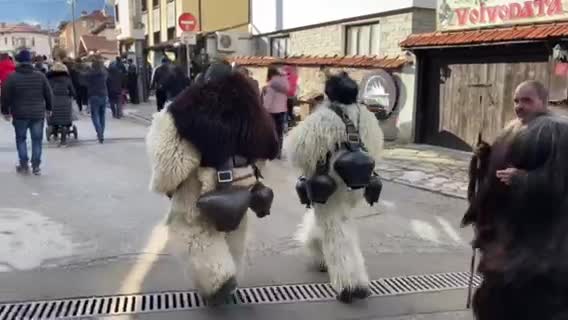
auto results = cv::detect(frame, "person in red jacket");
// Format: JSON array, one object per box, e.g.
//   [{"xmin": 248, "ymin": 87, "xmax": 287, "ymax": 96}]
[{"xmin": 0, "ymin": 53, "xmax": 16, "ymax": 87}]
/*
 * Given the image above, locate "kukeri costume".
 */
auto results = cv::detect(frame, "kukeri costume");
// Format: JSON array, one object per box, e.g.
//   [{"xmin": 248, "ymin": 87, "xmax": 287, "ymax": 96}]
[
  {"xmin": 463, "ymin": 114, "xmax": 568, "ymax": 320},
  {"xmin": 146, "ymin": 63, "xmax": 279, "ymax": 304},
  {"xmin": 284, "ymin": 73, "xmax": 384, "ymax": 303}
]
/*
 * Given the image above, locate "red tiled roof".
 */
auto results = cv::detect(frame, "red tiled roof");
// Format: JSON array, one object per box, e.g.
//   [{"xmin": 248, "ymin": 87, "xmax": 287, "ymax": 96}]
[
  {"xmin": 229, "ymin": 55, "xmax": 407, "ymax": 70},
  {"xmin": 0, "ymin": 23, "xmax": 47, "ymax": 34},
  {"xmin": 400, "ymin": 22, "xmax": 568, "ymax": 48},
  {"xmin": 80, "ymin": 10, "xmax": 108, "ymax": 22},
  {"xmin": 80, "ymin": 35, "xmax": 118, "ymax": 55}
]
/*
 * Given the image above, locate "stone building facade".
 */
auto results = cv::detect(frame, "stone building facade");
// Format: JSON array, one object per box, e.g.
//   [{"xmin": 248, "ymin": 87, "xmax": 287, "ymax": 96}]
[
  {"xmin": 246, "ymin": 1, "xmax": 437, "ymax": 143},
  {"xmin": 254, "ymin": 7, "xmax": 436, "ymax": 58}
]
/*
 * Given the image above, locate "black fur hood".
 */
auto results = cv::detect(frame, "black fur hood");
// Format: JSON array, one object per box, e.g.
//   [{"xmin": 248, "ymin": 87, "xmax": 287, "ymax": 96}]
[{"xmin": 168, "ymin": 70, "xmax": 279, "ymax": 167}]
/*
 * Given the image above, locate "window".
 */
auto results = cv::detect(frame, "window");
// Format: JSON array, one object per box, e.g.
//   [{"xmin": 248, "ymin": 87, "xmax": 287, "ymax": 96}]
[
  {"xmin": 4, "ymin": 37, "xmax": 6, "ymax": 45},
  {"xmin": 32, "ymin": 37, "xmax": 35, "ymax": 47},
  {"xmin": 141, "ymin": 0, "xmax": 147, "ymax": 12},
  {"xmin": 152, "ymin": 0, "xmax": 159, "ymax": 7},
  {"xmin": 115, "ymin": 5, "xmax": 120, "ymax": 22},
  {"xmin": 346, "ymin": 22, "xmax": 380, "ymax": 56},
  {"xmin": 270, "ymin": 36, "xmax": 289, "ymax": 58},
  {"xmin": 153, "ymin": 31, "xmax": 160, "ymax": 45},
  {"xmin": 167, "ymin": 27, "xmax": 175, "ymax": 41}
]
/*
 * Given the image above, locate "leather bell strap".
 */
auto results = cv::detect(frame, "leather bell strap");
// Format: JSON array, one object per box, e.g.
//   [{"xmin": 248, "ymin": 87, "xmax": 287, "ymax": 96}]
[
  {"xmin": 216, "ymin": 157, "xmax": 257, "ymax": 186},
  {"xmin": 329, "ymin": 103, "xmax": 363, "ymax": 147}
]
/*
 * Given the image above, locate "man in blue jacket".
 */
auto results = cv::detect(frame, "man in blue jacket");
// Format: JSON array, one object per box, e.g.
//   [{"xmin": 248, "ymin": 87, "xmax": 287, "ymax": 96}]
[{"xmin": 1, "ymin": 49, "xmax": 53, "ymax": 175}]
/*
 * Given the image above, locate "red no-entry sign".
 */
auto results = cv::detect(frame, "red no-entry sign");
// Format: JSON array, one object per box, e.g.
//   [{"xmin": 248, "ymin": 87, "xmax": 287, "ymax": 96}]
[{"xmin": 178, "ymin": 13, "xmax": 198, "ymax": 32}]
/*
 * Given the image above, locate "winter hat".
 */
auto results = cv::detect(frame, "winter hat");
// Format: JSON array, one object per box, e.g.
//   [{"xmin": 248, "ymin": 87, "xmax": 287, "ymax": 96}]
[
  {"xmin": 15, "ymin": 49, "xmax": 32, "ymax": 63},
  {"xmin": 51, "ymin": 62, "xmax": 68, "ymax": 73},
  {"xmin": 325, "ymin": 72, "xmax": 358, "ymax": 105}
]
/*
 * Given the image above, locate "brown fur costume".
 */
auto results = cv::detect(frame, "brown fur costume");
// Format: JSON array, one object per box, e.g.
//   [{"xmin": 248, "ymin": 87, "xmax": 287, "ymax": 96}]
[{"xmin": 464, "ymin": 114, "xmax": 568, "ymax": 320}]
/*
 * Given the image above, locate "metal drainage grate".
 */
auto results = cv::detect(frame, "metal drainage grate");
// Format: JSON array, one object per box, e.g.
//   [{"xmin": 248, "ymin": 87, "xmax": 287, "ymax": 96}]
[{"xmin": 0, "ymin": 271, "xmax": 481, "ymax": 319}]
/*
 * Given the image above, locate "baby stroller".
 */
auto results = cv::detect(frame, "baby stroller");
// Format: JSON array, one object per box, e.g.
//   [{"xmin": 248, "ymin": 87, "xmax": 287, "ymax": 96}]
[
  {"xmin": 45, "ymin": 63, "xmax": 79, "ymax": 145},
  {"xmin": 46, "ymin": 122, "xmax": 78, "ymax": 143}
]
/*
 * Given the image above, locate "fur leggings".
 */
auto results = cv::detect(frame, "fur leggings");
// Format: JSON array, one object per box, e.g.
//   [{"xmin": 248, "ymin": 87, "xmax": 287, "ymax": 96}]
[
  {"xmin": 296, "ymin": 206, "xmax": 370, "ymax": 295},
  {"xmin": 168, "ymin": 214, "xmax": 249, "ymax": 297}
]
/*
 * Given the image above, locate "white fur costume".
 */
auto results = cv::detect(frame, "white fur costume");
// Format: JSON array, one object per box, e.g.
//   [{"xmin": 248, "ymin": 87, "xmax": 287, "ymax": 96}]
[
  {"xmin": 284, "ymin": 101, "xmax": 384, "ymax": 295},
  {"xmin": 146, "ymin": 109, "xmax": 257, "ymax": 298}
]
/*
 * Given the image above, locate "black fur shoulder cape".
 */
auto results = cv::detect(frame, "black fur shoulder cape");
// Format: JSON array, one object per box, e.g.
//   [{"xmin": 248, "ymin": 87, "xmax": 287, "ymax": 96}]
[{"xmin": 168, "ymin": 71, "xmax": 279, "ymax": 167}]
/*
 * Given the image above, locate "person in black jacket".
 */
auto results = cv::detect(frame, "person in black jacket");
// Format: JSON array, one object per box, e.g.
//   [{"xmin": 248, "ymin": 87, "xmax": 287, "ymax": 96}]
[
  {"xmin": 46, "ymin": 62, "xmax": 75, "ymax": 146},
  {"xmin": 151, "ymin": 57, "xmax": 172, "ymax": 111},
  {"xmin": 164, "ymin": 64, "xmax": 190, "ymax": 102},
  {"xmin": 107, "ymin": 62, "xmax": 125, "ymax": 118},
  {"xmin": 1, "ymin": 49, "xmax": 53, "ymax": 175},
  {"xmin": 127, "ymin": 59, "xmax": 139, "ymax": 104}
]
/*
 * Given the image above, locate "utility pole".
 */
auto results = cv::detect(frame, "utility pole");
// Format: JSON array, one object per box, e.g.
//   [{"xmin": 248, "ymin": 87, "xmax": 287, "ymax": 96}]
[
  {"xmin": 69, "ymin": 0, "xmax": 78, "ymax": 58},
  {"xmin": 131, "ymin": 0, "xmax": 148, "ymax": 102}
]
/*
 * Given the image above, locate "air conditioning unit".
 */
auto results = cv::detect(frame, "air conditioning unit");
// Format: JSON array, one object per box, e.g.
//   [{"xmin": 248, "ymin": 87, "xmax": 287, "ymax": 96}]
[{"xmin": 216, "ymin": 32, "xmax": 238, "ymax": 52}]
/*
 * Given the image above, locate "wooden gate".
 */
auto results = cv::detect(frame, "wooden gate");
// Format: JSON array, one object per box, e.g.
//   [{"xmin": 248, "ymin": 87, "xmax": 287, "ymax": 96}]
[{"xmin": 438, "ymin": 61, "xmax": 549, "ymax": 147}]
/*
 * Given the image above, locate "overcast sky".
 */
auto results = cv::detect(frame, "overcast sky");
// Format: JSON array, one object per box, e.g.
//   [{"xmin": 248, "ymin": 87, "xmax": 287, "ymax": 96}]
[{"xmin": 0, "ymin": 0, "xmax": 109, "ymax": 29}]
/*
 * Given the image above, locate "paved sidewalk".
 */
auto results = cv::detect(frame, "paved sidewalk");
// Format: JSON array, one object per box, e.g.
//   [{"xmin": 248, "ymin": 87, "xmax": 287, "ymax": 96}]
[
  {"xmin": 122, "ymin": 100, "xmax": 470, "ymax": 199},
  {"xmin": 379, "ymin": 144, "xmax": 469, "ymax": 199}
]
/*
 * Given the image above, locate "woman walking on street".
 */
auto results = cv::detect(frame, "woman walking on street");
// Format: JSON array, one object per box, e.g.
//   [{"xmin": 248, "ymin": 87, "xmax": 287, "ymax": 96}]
[
  {"xmin": 262, "ymin": 65, "xmax": 289, "ymax": 158},
  {"xmin": 86, "ymin": 59, "xmax": 109, "ymax": 143},
  {"xmin": 46, "ymin": 62, "xmax": 75, "ymax": 146}
]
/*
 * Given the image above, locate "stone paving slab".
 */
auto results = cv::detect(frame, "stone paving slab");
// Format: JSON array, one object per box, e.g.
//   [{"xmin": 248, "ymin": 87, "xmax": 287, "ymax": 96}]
[
  {"xmin": 122, "ymin": 101, "xmax": 471, "ymax": 199},
  {"xmin": 380, "ymin": 144, "xmax": 470, "ymax": 199}
]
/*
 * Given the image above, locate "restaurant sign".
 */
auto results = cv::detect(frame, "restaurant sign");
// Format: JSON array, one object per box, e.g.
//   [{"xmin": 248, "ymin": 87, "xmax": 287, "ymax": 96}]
[{"xmin": 438, "ymin": 0, "xmax": 568, "ymax": 31}]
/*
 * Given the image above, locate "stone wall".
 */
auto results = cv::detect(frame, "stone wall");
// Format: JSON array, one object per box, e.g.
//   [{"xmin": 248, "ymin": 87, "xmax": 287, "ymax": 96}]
[
  {"xmin": 254, "ymin": 8, "xmax": 435, "ymax": 58},
  {"xmin": 378, "ymin": 12, "xmax": 414, "ymax": 57},
  {"xmin": 412, "ymin": 8, "xmax": 437, "ymax": 34},
  {"xmin": 288, "ymin": 24, "xmax": 344, "ymax": 56}
]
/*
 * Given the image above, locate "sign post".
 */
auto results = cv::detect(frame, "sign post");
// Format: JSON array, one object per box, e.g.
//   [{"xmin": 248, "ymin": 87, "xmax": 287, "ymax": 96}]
[{"xmin": 178, "ymin": 12, "xmax": 198, "ymax": 78}]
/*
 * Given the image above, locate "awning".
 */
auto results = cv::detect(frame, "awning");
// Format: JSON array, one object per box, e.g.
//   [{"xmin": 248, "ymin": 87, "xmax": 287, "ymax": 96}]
[
  {"xmin": 228, "ymin": 55, "xmax": 407, "ymax": 70},
  {"xmin": 400, "ymin": 22, "xmax": 568, "ymax": 49}
]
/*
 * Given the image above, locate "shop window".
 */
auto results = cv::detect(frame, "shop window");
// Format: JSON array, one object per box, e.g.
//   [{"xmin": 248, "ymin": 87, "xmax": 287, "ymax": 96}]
[
  {"xmin": 270, "ymin": 36, "xmax": 289, "ymax": 58},
  {"xmin": 346, "ymin": 22, "xmax": 380, "ymax": 56}
]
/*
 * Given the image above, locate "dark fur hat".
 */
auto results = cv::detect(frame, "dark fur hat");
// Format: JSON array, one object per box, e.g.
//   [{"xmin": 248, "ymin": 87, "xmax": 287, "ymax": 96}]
[
  {"xmin": 325, "ymin": 72, "xmax": 359, "ymax": 105},
  {"xmin": 168, "ymin": 69, "xmax": 279, "ymax": 167}
]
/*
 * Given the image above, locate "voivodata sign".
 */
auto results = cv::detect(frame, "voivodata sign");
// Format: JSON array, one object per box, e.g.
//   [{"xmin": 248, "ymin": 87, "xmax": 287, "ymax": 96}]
[{"xmin": 438, "ymin": 0, "xmax": 568, "ymax": 31}]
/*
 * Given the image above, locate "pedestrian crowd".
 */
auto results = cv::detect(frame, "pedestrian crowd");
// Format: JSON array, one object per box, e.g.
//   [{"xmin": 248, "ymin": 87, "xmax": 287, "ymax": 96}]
[{"xmin": 0, "ymin": 49, "xmax": 144, "ymax": 175}]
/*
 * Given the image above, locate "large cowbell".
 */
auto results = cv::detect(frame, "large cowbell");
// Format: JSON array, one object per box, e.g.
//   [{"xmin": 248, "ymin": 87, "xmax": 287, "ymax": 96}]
[{"xmin": 333, "ymin": 134, "xmax": 375, "ymax": 190}]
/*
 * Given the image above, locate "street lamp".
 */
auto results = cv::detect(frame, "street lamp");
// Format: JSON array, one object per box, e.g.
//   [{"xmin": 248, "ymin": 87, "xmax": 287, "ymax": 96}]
[{"xmin": 67, "ymin": 0, "xmax": 78, "ymax": 58}]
